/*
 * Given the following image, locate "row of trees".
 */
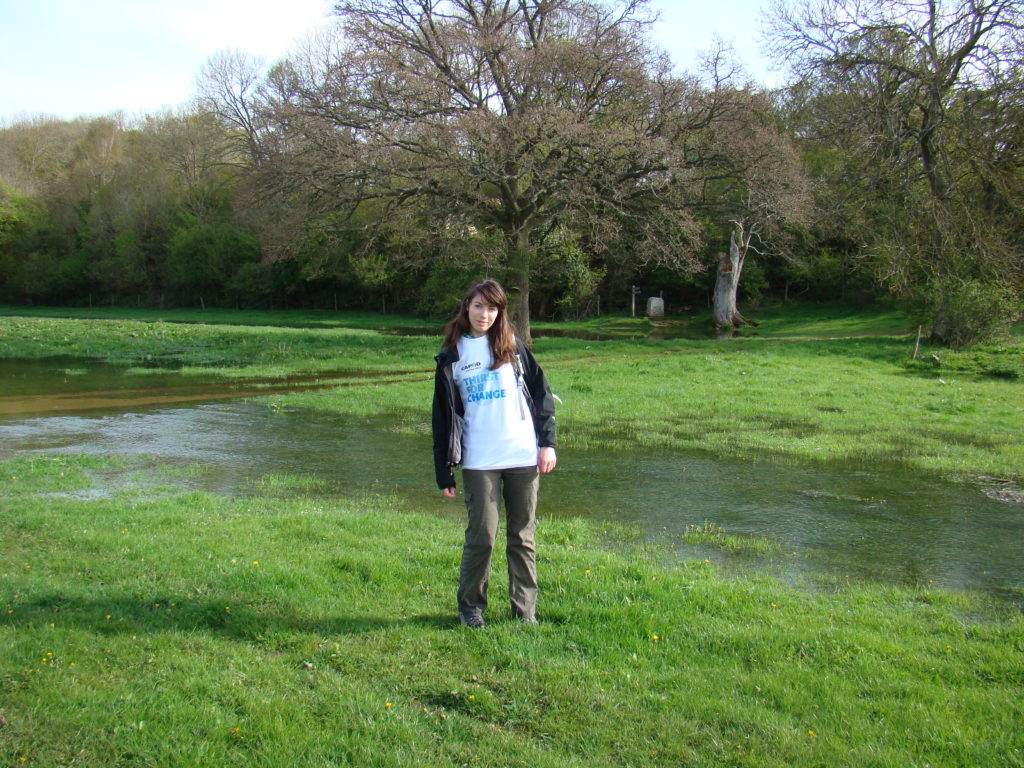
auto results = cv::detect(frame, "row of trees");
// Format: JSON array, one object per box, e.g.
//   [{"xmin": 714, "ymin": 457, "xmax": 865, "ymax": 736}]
[
  {"xmin": 2, "ymin": 0, "xmax": 1022, "ymax": 343},
  {"xmin": 770, "ymin": 0, "xmax": 1024, "ymax": 343}
]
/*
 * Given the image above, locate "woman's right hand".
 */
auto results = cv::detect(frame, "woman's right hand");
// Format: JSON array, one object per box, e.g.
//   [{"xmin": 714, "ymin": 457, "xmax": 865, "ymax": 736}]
[{"xmin": 442, "ymin": 487, "xmax": 456, "ymax": 498}]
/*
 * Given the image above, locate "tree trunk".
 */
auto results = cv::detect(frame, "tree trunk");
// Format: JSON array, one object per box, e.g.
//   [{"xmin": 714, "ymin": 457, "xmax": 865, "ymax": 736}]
[
  {"xmin": 712, "ymin": 221, "xmax": 753, "ymax": 338},
  {"xmin": 712, "ymin": 251, "xmax": 741, "ymax": 338},
  {"xmin": 930, "ymin": 295, "xmax": 950, "ymax": 345},
  {"xmin": 506, "ymin": 228, "xmax": 532, "ymax": 345}
]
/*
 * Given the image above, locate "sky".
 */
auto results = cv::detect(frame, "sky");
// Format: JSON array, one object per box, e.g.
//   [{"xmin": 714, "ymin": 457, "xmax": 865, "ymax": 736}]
[{"xmin": 0, "ymin": 0, "xmax": 781, "ymax": 124}]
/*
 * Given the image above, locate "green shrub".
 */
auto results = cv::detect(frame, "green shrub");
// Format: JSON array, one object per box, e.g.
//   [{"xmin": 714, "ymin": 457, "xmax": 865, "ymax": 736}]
[{"xmin": 937, "ymin": 280, "xmax": 1022, "ymax": 349}]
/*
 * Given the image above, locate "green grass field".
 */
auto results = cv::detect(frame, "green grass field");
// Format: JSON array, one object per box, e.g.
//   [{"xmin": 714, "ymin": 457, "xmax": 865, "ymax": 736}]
[
  {"xmin": 1, "ymin": 304, "xmax": 1023, "ymax": 766},
  {"xmin": 1, "ymin": 454, "xmax": 1021, "ymax": 767}
]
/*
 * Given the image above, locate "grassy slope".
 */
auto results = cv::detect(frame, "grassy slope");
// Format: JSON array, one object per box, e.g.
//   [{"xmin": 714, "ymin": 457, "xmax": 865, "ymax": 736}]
[{"xmin": 1, "ymin": 455, "xmax": 1022, "ymax": 768}]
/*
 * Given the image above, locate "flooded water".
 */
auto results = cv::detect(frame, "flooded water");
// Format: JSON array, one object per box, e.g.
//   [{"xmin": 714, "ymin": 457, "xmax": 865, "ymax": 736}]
[
  {"xmin": 2, "ymin": 358, "xmax": 1021, "ymax": 601},
  {"xmin": 0, "ymin": 357, "xmax": 408, "ymax": 417}
]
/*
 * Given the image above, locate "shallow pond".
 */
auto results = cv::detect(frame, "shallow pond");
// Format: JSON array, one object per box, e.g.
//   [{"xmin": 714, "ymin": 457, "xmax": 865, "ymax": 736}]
[
  {"xmin": 1, "ymin": 357, "xmax": 1021, "ymax": 602},
  {"xmin": 0, "ymin": 356, "xmax": 394, "ymax": 417}
]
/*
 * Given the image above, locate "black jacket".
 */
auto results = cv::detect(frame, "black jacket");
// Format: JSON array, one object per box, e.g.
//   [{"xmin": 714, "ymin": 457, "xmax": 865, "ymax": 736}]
[{"xmin": 432, "ymin": 338, "xmax": 557, "ymax": 489}]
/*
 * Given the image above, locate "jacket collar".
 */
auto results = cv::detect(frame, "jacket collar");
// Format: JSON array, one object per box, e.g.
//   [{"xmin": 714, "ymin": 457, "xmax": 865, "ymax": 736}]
[{"xmin": 435, "ymin": 344, "xmax": 461, "ymax": 366}]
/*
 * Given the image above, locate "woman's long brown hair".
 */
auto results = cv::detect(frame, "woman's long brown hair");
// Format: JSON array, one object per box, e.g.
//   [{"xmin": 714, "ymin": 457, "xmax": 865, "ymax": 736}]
[{"xmin": 442, "ymin": 278, "xmax": 517, "ymax": 369}]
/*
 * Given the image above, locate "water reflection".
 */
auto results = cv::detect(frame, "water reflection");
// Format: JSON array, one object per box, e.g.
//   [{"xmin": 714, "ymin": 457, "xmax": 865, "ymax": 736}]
[
  {"xmin": 2, "ymin": 357, "xmax": 1021, "ymax": 600},
  {"xmin": 0, "ymin": 356, "xmax": 414, "ymax": 417},
  {"xmin": 1, "ymin": 397, "xmax": 1021, "ymax": 600}
]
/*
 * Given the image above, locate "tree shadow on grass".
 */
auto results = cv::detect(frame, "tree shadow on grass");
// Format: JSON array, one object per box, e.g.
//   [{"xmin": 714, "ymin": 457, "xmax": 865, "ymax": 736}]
[{"xmin": 0, "ymin": 594, "xmax": 458, "ymax": 641}]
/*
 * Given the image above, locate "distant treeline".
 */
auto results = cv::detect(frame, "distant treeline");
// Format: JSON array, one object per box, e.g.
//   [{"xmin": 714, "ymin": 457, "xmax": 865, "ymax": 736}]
[
  {"xmin": 1, "ymin": 1, "xmax": 1021, "ymax": 342},
  {"xmin": 0, "ymin": 110, "xmax": 865, "ymax": 316}
]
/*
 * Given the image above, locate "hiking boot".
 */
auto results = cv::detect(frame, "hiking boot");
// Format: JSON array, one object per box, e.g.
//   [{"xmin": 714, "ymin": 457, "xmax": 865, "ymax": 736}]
[
  {"xmin": 459, "ymin": 612, "xmax": 485, "ymax": 628},
  {"xmin": 511, "ymin": 604, "xmax": 537, "ymax": 624}
]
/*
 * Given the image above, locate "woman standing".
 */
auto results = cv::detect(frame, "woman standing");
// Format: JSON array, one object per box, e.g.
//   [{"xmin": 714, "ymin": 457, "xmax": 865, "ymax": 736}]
[{"xmin": 432, "ymin": 279, "xmax": 557, "ymax": 628}]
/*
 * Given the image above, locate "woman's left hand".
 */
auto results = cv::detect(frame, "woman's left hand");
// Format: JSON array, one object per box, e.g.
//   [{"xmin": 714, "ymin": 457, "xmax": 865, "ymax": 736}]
[{"xmin": 538, "ymin": 447, "xmax": 557, "ymax": 474}]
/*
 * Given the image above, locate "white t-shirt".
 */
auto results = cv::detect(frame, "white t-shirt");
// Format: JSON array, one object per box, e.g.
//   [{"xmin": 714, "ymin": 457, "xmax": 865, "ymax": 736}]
[{"xmin": 454, "ymin": 335, "xmax": 538, "ymax": 471}]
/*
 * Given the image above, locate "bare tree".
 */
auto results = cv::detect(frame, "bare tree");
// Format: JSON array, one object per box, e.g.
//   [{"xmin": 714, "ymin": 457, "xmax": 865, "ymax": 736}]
[
  {"xmin": 0, "ymin": 116, "xmax": 82, "ymax": 198},
  {"xmin": 265, "ymin": 0, "xmax": 703, "ymax": 341},
  {"xmin": 766, "ymin": 0, "xmax": 1024, "ymax": 340},
  {"xmin": 140, "ymin": 109, "xmax": 244, "ymax": 219},
  {"xmin": 768, "ymin": 0, "xmax": 1022, "ymax": 202},
  {"xmin": 679, "ymin": 48, "xmax": 812, "ymax": 336},
  {"xmin": 195, "ymin": 50, "xmax": 271, "ymax": 167}
]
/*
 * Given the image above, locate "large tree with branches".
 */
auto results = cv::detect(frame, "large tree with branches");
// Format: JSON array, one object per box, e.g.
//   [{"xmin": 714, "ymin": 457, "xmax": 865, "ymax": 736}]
[
  {"xmin": 680, "ymin": 50, "xmax": 812, "ymax": 336},
  {"xmin": 767, "ymin": 0, "xmax": 1024, "ymax": 340},
  {"xmin": 264, "ymin": 0, "xmax": 704, "ymax": 340}
]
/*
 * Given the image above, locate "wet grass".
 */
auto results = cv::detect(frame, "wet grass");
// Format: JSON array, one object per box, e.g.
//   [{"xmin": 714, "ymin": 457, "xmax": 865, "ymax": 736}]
[
  {"xmin": 2, "ymin": 455, "xmax": 1022, "ymax": 767},
  {"xmin": 682, "ymin": 522, "xmax": 782, "ymax": 556}
]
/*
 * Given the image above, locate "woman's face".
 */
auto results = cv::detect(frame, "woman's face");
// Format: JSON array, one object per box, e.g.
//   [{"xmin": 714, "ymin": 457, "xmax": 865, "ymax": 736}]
[{"xmin": 467, "ymin": 294, "xmax": 499, "ymax": 337}]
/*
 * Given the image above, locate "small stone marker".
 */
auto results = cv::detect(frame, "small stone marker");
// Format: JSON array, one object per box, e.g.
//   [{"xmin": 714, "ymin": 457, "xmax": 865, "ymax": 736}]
[{"xmin": 646, "ymin": 296, "xmax": 664, "ymax": 317}]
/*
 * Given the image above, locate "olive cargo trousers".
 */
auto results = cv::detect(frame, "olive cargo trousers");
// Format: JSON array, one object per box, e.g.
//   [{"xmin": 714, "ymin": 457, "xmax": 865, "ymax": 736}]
[{"xmin": 458, "ymin": 466, "xmax": 539, "ymax": 620}]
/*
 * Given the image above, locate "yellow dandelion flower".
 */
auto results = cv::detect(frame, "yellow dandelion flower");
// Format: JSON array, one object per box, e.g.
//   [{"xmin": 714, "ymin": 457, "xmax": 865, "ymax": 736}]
[
  {"xmin": 652, "ymin": 634, "xmax": 660, "ymax": 642},
  {"xmin": 468, "ymin": 695, "xmax": 475, "ymax": 701},
  {"xmin": 385, "ymin": 702, "xmax": 393, "ymax": 709},
  {"xmin": 252, "ymin": 561, "xmax": 259, "ymax": 567}
]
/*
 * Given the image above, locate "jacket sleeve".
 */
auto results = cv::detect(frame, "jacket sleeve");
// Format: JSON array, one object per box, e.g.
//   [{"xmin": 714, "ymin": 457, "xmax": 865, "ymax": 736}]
[
  {"xmin": 518, "ymin": 342, "xmax": 557, "ymax": 449},
  {"xmin": 431, "ymin": 359, "xmax": 457, "ymax": 490}
]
